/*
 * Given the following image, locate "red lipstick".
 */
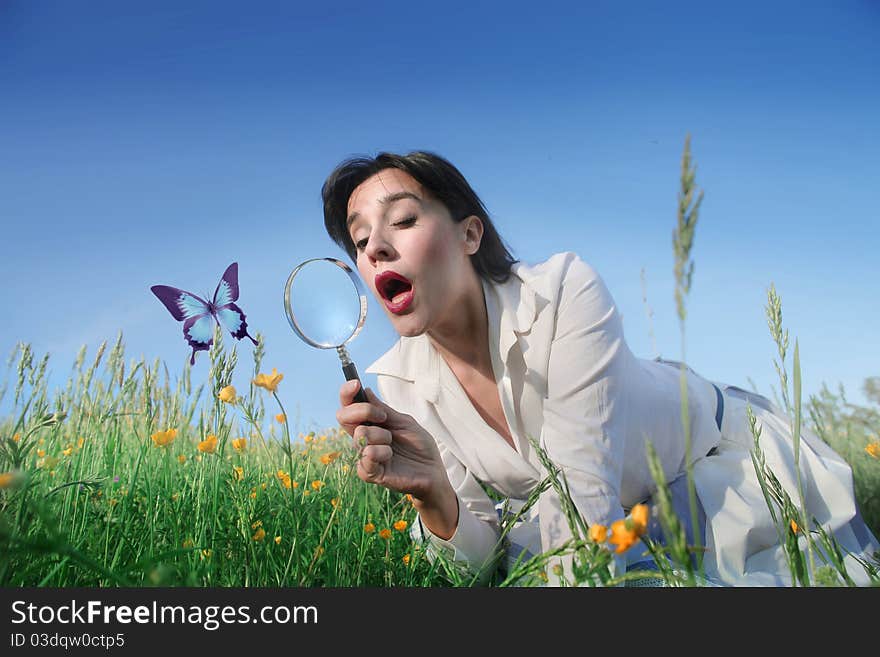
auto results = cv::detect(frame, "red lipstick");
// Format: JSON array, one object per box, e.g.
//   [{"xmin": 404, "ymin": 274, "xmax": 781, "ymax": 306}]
[{"xmin": 375, "ymin": 270, "xmax": 414, "ymax": 314}]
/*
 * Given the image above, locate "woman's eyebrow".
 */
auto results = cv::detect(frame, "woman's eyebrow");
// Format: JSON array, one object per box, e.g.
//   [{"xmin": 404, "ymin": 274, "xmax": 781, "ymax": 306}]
[{"xmin": 347, "ymin": 191, "xmax": 422, "ymax": 229}]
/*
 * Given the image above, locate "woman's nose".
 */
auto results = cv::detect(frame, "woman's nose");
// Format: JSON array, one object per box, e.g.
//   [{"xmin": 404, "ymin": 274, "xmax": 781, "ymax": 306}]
[{"xmin": 365, "ymin": 232, "xmax": 395, "ymax": 261}]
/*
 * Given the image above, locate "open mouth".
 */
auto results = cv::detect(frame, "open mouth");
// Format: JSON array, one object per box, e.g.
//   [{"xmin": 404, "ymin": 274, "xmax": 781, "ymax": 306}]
[{"xmin": 376, "ymin": 271, "xmax": 413, "ymax": 303}]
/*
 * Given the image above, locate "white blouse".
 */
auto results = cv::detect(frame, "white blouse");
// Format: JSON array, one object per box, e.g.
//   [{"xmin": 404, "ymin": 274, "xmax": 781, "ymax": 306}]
[{"xmin": 365, "ymin": 251, "xmax": 725, "ymax": 583}]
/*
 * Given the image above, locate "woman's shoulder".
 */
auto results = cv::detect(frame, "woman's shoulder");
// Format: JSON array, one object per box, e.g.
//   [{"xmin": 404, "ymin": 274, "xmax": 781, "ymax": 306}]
[{"xmin": 512, "ymin": 251, "xmax": 607, "ymax": 300}]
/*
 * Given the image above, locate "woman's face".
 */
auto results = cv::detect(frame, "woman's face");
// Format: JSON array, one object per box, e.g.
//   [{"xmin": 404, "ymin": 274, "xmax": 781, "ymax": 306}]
[{"xmin": 346, "ymin": 168, "xmax": 480, "ymax": 337}]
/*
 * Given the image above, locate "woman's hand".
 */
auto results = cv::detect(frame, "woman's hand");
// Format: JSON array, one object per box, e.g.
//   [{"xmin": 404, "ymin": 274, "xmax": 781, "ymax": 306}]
[{"xmin": 336, "ymin": 379, "xmax": 459, "ymax": 538}]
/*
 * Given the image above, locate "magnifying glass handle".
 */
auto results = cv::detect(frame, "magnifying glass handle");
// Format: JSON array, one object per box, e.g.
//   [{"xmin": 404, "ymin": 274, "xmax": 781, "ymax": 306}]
[{"xmin": 342, "ymin": 361, "xmax": 369, "ymax": 405}]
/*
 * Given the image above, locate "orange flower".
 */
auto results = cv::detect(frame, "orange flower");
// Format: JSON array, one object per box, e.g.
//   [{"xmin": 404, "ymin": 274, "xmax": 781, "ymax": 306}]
[
  {"xmin": 405, "ymin": 493, "xmax": 414, "ymax": 503},
  {"xmin": 275, "ymin": 413, "xmax": 286, "ymax": 424},
  {"xmin": 304, "ymin": 434, "xmax": 314, "ymax": 444},
  {"xmin": 320, "ymin": 451, "xmax": 341, "ymax": 465},
  {"xmin": 379, "ymin": 528, "xmax": 392, "ymax": 540},
  {"xmin": 150, "ymin": 428, "xmax": 177, "ymax": 447},
  {"xmin": 402, "ymin": 554, "xmax": 411, "ymax": 565},
  {"xmin": 393, "ymin": 520, "xmax": 408, "ymax": 532},
  {"xmin": 12, "ymin": 433, "xmax": 20, "ymax": 443},
  {"xmin": 37, "ymin": 449, "xmax": 45, "ymax": 458},
  {"xmin": 232, "ymin": 466, "xmax": 244, "ymax": 482},
  {"xmin": 178, "ymin": 454, "xmax": 187, "ymax": 464},
  {"xmin": 865, "ymin": 442, "xmax": 880, "ymax": 459},
  {"xmin": 330, "ymin": 498, "xmax": 339, "ymax": 508},
  {"xmin": 311, "ymin": 480, "xmax": 324, "ymax": 491},
  {"xmin": 274, "ymin": 536, "xmax": 282, "ymax": 545},
  {"xmin": 630, "ymin": 503, "xmax": 650, "ymax": 529},
  {"xmin": 790, "ymin": 519, "xmax": 799, "ymax": 534},
  {"xmin": 364, "ymin": 522, "xmax": 376, "ymax": 534},
  {"xmin": 77, "ymin": 437, "xmax": 84, "ymax": 448},
  {"xmin": 253, "ymin": 527, "xmax": 266, "ymax": 542},
  {"xmin": 589, "ymin": 524, "xmax": 608, "ymax": 543},
  {"xmin": 62, "ymin": 447, "xmax": 73, "ymax": 457},
  {"xmin": 0, "ymin": 470, "xmax": 25, "ymax": 489},
  {"xmin": 198, "ymin": 434, "xmax": 218, "ymax": 454},
  {"xmin": 608, "ymin": 519, "xmax": 640, "ymax": 554},
  {"xmin": 253, "ymin": 368, "xmax": 283, "ymax": 392},
  {"xmin": 231, "ymin": 437, "xmax": 247, "ymax": 451},
  {"xmin": 218, "ymin": 385, "xmax": 237, "ymax": 404}
]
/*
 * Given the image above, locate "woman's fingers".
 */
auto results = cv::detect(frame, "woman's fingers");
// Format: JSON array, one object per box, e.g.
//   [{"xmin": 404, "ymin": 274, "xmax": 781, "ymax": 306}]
[{"xmin": 361, "ymin": 444, "xmax": 393, "ymax": 464}]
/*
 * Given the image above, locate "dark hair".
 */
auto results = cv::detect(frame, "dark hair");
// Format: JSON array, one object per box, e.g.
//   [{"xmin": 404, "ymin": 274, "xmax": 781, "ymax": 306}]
[{"xmin": 322, "ymin": 150, "xmax": 517, "ymax": 283}]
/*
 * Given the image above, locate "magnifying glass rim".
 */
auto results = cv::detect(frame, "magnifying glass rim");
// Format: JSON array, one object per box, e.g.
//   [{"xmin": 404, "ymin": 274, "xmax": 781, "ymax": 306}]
[{"xmin": 283, "ymin": 257, "xmax": 368, "ymax": 349}]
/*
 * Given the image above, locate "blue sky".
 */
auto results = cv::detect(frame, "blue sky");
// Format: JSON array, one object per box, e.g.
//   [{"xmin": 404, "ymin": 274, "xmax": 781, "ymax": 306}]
[{"xmin": 1, "ymin": 0, "xmax": 878, "ymax": 436}]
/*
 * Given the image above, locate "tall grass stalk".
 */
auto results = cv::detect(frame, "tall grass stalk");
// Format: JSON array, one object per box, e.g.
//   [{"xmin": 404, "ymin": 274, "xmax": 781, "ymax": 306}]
[{"xmin": 672, "ymin": 133, "xmax": 705, "ymax": 576}]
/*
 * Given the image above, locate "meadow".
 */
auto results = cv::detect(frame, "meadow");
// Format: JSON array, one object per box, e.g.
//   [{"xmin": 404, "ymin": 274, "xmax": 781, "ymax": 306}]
[{"xmin": 2, "ymin": 140, "xmax": 878, "ymax": 587}]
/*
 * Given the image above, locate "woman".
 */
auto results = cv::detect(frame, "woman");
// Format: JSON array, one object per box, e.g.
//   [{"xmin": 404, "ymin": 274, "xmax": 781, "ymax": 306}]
[{"xmin": 325, "ymin": 150, "xmax": 879, "ymax": 586}]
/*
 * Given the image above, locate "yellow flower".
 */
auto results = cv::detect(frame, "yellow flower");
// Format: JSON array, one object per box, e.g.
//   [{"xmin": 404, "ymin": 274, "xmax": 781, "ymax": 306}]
[
  {"xmin": 304, "ymin": 434, "xmax": 314, "ymax": 444},
  {"xmin": 232, "ymin": 437, "xmax": 247, "ymax": 451},
  {"xmin": 589, "ymin": 524, "xmax": 608, "ymax": 543},
  {"xmin": 311, "ymin": 479, "xmax": 324, "ymax": 491},
  {"xmin": 314, "ymin": 546, "xmax": 325, "ymax": 557},
  {"xmin": 198, "ymin": 434, "xmax": 218, "ymax": 454},
  {"xmin": 342, "ymin": 464, "xmax": 350, "ymax": 473},
  {"xmin": 866, "ymin": 442, "xmax": 880, "ymax": 459},
  {"xmin": 274, "ymin": 536, "xmax": 282, "ymax": 545},
  {"xmin": 393, "ymin": 520, "xmax": 408, "ymax": 532},
  {"xmin": 275, "ymin": 413, "xmax": 286, "ymax": 423},
  {"xmin": 379, "ymin": 528, "xmax": 392, "ymax": 540},
  {"xmin": 77, "ymin": 437, "xmax": 84, "ymax": 448},
  {"xmin": 37, "ymin": 449, "xmax": 46, "ymax": 458},
  {"xmin": 62, "ymin": 447, "xmax": 73, "ymax": 457},
  {"xmin": 178, "ymin": 454, "xmax": 187, "ymax": 464},
  {"xmin": 232, "ymin": 466, "xmax": 244, "ymax": 482},
  {"xmin": 319, "ymin": 434, "xmax": 327, "ymax": 442},
  {"xmin": 303, "ymin": 490, "xmax": 311, "ymax": 497},
  {"xmin": 790, "ymin": 519, "xmax": 799, "ymax": 534},
  {"xmin": 218, "ymin": 385, "xmax": 237, "ymax": 404},
  {"xmin": 0, "ymin": 470, "xmax": 25, "ymax": 489},
  {"xmin": 402, "ymin": 554, "xmax": 411, "ymax": 565},
  {"xmin": 249, "ymin": 489, "xmax": 257, "ymax": 499},
  {"xmin": 151, "ymin": 428, "xmax": 177, "ymax": 447},
  {"xmin": 630, "ymin": 503, "xmax": 650, "ymax": 529},
  {"xmin": 201, "ymin": 549, "xmax": 212, "ymax": 560},
  {"xmin": 364, "ymin": 522, "xmax": 376, "ymax": 534},
  {"xmin": 320, "ymin": 451, "xmax": 341, "ymax": 465},
  {"xmin": 405, "ymin": 493, "xmax": 414, "ymax": 503},
  {"xmin": 12, "ymin": 433, "xmax": 21, "ymax": 443},
  {"xmin": 253, "ymin": 527, "xmax": 266, "ymax": 542},
  {"xmin": 253, "ymin": 368, "xmax": 283, "ymax": 392},
  {"xmin": 608, "ymin": 519, "xmax": 641, "ymax": 554},
  {"xmin": 331, "ymin": 498, "xmax": 340, "ymax": 508},
  {"xmin": 251, "ymin": 519, "xmax": 263, "ymax": 529}
]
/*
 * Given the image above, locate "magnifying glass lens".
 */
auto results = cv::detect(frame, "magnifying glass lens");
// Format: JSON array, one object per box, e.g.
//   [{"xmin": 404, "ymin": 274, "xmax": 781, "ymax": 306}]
[
  {"xmin": 286, "ymin": 259, "xmax": 364, "ymax": 347},
  {"xmin": 284, "ymin": 257, "xmax": 370, "ymax": 406}
]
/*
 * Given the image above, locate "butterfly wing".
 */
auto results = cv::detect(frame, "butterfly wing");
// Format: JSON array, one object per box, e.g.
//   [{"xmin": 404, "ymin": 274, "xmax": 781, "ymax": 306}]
[
  {"xmin": 212, "ymin": 263, "xmax": 258, "ymax": 346},
  {"xmin": 150, "ymin": 285, "xmax": 217, "ymax": 364},
  {"xmin": 212, "ymin": 262, "xmax": 240, "ymax": 307},
  {"xmin": 215, "ymin": 303, "xmax": 257, "ymax": 344}
]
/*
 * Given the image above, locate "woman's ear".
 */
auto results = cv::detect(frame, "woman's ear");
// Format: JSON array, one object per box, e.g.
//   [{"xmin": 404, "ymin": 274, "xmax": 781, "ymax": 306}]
[{"xmin": 461, "ymin": 215, "xmax": 483, "ymax": 255}]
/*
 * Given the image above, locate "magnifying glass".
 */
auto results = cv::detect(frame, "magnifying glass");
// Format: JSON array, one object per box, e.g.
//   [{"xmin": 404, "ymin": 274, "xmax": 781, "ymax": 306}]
[{"xmin": 283, "ymin": 257, "xmax": 370, "ymax": 404}]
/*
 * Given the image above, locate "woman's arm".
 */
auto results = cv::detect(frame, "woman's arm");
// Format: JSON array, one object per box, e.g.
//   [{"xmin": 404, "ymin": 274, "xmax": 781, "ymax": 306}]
[{"xmin": 537, "ymin": 253, "xmax": 633, "ymax": 581}]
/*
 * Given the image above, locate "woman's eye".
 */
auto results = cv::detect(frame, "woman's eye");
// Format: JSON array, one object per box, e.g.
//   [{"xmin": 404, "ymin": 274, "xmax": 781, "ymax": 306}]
[{"xmin": 353, "ymin": 217, "xmax": 415, "ymax": 251}]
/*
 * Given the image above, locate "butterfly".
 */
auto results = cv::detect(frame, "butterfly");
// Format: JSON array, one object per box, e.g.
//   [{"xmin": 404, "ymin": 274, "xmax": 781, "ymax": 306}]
[{"xmin": 151, "ymin": 262, "xmax": 258, "ymax": 365}]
